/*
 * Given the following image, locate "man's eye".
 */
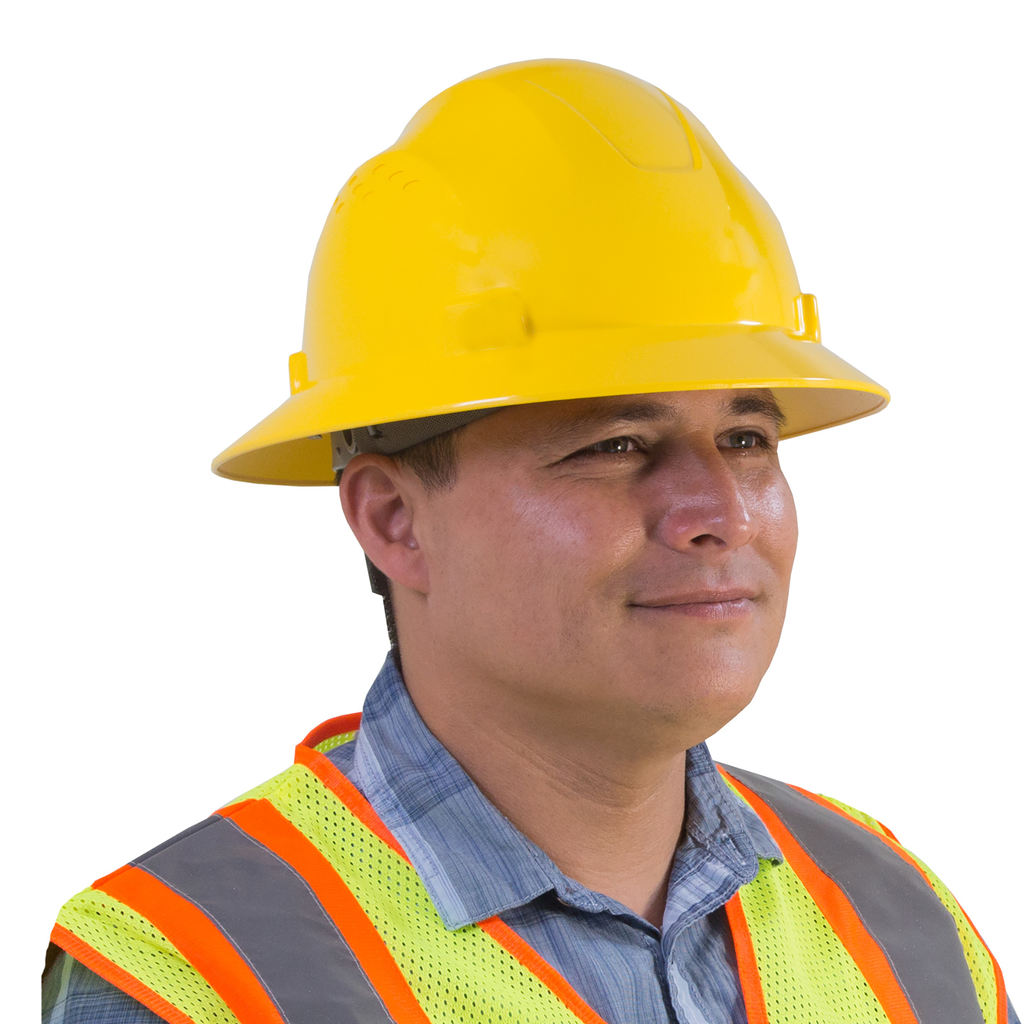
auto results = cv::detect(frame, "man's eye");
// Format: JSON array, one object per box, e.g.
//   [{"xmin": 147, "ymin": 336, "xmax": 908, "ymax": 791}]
[
  {"xmin": 723, "ymin": 431, "xmax": 765, "ymax": 450},
  {"xmin": 588, "ymin": 436, "xmax": 640, "ymax": 455}
]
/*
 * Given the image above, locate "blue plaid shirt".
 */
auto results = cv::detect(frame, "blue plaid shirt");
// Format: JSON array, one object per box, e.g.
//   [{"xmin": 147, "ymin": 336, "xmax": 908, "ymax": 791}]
[{"xmin": 43, "ymin": 655, "xmax": 1018, "ymax": 1023}]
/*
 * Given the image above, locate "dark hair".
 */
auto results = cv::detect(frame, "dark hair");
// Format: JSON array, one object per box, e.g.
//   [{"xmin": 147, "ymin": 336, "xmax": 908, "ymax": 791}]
[
  {"xmin": 343, "ymin": 427, "xmax": 466, "ymax": 664},
  {"xmin": 391, "ymin": 425, "xmax": 464, "ymax": 493}
]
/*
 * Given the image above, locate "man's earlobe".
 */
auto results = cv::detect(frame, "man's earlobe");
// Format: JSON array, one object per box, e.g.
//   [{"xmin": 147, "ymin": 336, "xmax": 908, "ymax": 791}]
[{"xmin": 338, "ymin": 456, "xmax": 429, "ymax": 593}]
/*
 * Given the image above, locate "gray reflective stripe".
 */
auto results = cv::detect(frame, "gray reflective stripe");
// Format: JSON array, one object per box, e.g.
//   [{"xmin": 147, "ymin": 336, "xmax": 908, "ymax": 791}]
[
  {"xmin": 723, "ymin": 765, "xmax": 983, "ymax": 1024},
  {"xmin": 135, "ymin": 815, "xmax": 396, "ymax": 1024}
]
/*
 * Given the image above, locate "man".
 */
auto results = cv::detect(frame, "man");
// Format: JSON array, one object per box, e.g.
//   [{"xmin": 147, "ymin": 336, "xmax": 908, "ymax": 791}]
[{"xmin": 43, "ymin": 59, "xmax": 1015, "ymax": 1024}]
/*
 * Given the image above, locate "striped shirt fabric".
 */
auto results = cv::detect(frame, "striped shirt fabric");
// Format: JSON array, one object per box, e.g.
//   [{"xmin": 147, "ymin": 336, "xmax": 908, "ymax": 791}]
[{"xmin": 43, "ymin": 654, "xmax": 1018, "ymax": 1024}]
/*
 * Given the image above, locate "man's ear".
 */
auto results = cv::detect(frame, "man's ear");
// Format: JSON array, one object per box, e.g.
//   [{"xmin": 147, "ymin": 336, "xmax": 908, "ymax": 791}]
[{"xmin": 338, "ymin": 455, "xmax": 429, "ymax": 594}]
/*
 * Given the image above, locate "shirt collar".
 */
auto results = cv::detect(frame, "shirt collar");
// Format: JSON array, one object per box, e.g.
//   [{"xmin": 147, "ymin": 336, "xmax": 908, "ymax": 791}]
[{"xmin": 333, "ymin": 654, "xmax": 781, "ymax": 931}]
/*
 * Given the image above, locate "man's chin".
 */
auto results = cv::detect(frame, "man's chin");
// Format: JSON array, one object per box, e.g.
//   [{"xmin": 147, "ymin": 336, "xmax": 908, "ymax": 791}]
[{"xmin": 584, "ymin": 663, "xmax": 763, "ymax": 735}]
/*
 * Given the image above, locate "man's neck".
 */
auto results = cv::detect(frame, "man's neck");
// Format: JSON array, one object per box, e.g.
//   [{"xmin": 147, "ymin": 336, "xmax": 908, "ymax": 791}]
[{"xmin": 402, "ymin": 660, "xmax": 692, "ymax": 928}]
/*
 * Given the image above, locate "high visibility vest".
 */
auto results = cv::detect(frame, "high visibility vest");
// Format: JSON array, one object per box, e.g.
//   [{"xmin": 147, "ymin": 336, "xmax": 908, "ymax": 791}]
[{"xmin": 51, "ymin": 714, "xmax": 1008, "ymax": 1024}]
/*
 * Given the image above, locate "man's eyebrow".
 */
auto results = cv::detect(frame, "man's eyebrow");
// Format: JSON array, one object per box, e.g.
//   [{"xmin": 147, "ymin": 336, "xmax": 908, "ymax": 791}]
[
  {"xmin": 545, "ymin": 400, "xmax": 680, "ymax": 441},
  {"xmin": 725, "ymin": 392, "xmax": 786, "ymax": 427}
]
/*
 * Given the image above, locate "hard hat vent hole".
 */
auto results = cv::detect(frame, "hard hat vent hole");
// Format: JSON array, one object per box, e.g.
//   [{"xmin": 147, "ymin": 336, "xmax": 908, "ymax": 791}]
[{"xmin": 342, "ymin": 430, "xmax": 356, "ymax": 453}]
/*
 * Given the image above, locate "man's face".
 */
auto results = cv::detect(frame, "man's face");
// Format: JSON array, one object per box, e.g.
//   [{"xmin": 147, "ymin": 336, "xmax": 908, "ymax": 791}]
[{"xmin": 408, "ymin": 388, "xmax": 798, "ymax": 750}]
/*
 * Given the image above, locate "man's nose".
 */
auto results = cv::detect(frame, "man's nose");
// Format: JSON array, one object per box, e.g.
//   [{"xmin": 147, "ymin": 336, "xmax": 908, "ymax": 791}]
[{"xmin": 652, "ymin": 448, "xmax": 756, "ymax": 553}]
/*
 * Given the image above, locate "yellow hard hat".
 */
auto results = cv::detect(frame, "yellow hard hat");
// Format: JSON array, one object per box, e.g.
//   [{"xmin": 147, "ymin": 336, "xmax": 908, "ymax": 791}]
[{"xmin": 213, "ymin": 59, "xmax": 888, "ymax": 486}]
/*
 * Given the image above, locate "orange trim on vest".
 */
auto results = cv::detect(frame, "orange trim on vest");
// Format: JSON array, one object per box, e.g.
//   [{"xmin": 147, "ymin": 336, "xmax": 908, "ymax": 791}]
[
  {"xmin": 789, "ymin": 784, "xmax": 1008, "ymax": 1023},
  {"xmin": 722, "ymin": 894, "xmax": 770, "ymax": 1024},
  {"xmin": 97, "ymin": 864, "xmax": 287, "ymax": 1024},
  {"xmin": 878, "ymin": 822, "xmax": 900, "ymax": 842},
  {"xmin": 721, "ymin": 770, "xmax": 920, "ymax": 1024},
  {"xmin": 477, "ymin": 917, "xmax": 611, "ymax": 1024},
  {"xmin": 301, "ymin": 712, "xmax": 363, "ymax": 749},
  {"xmin": 50, "ymin": 923, "xmax": 197, "ymax": 1024},
  {"xmin": 223, "ymin": 796, "xmax": 433, "ymax": 1024},
  {"xmin": 294, "ymin": 742, "xmax": 411, "ymax": 861}
]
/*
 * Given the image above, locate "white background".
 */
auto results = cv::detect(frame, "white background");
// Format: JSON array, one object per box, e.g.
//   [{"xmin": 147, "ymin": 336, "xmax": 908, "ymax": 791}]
[{"xmin": 4, "ymin": 0, "xmax": 1020, "ymax": 1016}]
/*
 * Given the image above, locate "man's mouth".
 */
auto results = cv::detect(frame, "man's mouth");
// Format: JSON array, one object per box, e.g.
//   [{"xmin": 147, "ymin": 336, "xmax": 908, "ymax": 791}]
[{"xmin": 628, "ymin": 589, "xmax": 757, "ymax": 619}]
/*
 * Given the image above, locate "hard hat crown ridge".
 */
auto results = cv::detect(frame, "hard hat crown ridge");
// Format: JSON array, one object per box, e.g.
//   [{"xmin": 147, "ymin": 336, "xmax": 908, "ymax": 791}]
[{"xmin": 213, "ymin": 59, "xmax": 888, "ymax": 485}]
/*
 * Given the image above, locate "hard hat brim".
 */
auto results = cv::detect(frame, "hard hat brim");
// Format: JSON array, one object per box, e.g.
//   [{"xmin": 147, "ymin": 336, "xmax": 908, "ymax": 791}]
[{"xmin": 212, "ymin": 327, "xmax": 888, "ymax": 485}]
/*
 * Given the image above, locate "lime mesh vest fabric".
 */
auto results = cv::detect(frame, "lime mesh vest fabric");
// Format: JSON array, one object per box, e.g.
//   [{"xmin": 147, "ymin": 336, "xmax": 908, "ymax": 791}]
[{"xmin": 51, "ymin": 723, "xmax": 1007, "ymax": 1024}]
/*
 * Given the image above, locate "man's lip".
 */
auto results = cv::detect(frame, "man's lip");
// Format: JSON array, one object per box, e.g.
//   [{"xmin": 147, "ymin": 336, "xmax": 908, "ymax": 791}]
[{"xmin": 628, "ymin": 589, "xmax": 758, "ymax": 608}]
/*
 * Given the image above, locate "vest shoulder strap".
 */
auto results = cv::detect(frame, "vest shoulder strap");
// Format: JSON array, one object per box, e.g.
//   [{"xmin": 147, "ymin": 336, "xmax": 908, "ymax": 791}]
[{"xmin": 720, "ymin": 765, "xmax": 1007, "ymax": 1024}]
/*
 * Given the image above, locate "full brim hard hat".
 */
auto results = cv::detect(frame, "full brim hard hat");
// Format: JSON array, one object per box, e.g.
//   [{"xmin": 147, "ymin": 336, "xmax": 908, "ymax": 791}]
[
  {"xmin": 213, "ymin": 60, "xmax": 888, "ymax": 486},
  {"xmin": 215, "ymin": 328, "xmax": 886, "ymax": 485}
]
